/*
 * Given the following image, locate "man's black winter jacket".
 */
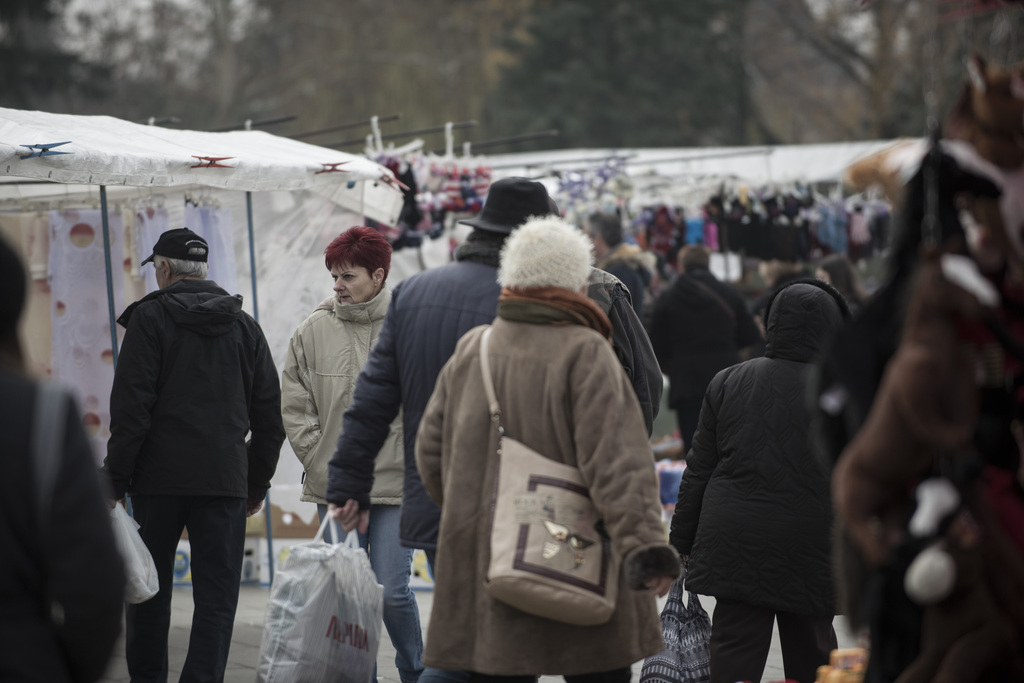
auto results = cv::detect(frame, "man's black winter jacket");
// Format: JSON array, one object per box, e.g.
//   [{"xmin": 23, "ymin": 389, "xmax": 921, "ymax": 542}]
[
  {"xmin": 649, "ymin": 267, "xmax": 760, "ymax": 405},
  {"xmin": 103, "ymin": 279, "xmax": 284, "ymax": 501}
]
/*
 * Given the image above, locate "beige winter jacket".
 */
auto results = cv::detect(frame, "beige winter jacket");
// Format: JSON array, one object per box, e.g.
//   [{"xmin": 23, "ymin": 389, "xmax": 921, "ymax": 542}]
[{"xmin": 281, "ymin": 287, "xmax": 403, "ymax": 505}]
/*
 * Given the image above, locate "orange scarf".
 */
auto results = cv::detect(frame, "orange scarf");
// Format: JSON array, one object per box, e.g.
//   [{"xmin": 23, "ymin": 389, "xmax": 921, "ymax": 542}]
[{"xmin": 497, "ymin": 286, "xmax": 612, "ymax": 342}]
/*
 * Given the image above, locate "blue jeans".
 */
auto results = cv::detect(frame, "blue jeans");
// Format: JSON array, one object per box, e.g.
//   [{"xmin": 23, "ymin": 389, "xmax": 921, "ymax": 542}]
[{"xmin": 318, "ymin": 504, "xmax": 424, "ymax": 683}]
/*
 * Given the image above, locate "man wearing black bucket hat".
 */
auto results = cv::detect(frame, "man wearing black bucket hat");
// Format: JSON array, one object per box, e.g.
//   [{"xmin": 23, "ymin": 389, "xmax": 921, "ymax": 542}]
[
  {"xmin": 325, "ymin": 177, "xmax": 661, "ymax": 683},
  {"xmin": 103, "ymin": 227, "xmax": 285, "ymax": 683}
]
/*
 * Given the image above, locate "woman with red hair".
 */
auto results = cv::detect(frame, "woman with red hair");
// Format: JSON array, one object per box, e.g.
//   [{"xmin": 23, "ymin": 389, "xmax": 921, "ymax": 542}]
[{"xmin": 281, "ymin": 226, "xmax": 423, "ymax": 683}]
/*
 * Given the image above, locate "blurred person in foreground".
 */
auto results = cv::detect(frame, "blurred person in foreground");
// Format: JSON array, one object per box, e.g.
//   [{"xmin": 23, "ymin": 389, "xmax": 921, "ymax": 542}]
[
  {"xmin": 0, "ymin": 235, "xmax": 125, "ymax": 682},
  {"xmin": 326, "ymin": 177, "xmax": 661, "ymax": 683},
  {"xmin": 281, "ymin": 226, "xmax": 423, "ymax": 683},
  {"xmin": 670, "ymin": 279, "xmax": 849, "ymax": 683},
  {"xmin": 648, "ymin": 245, "xmax": 761, "ymax": 451},
  {"xmin": 102, "ymin": 228, "xmax": 285, "ymax": 683},
  {"xmin": 415, "ymin": 215, "xmax": 680, "ymax": 681},
  {"xmin": 815, "ymin": 253, "xmax": 870, "ymax": 315}
]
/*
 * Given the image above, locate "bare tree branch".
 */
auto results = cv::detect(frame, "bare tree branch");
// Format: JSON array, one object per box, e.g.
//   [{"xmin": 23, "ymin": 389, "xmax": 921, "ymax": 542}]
[{"xmin": 765, "ymin": 0, "xmax": 872, "ymax": 89}]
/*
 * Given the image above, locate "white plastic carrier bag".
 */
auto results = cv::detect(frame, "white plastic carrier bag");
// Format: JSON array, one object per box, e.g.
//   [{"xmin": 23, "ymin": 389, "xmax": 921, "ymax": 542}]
[
  {"xmin": 110, "ymin": 503, "xmax": 160, "ymax": 604},
  {"xmin": 257, "ymin": 516, "xmax": 384, "ymax": 683}
]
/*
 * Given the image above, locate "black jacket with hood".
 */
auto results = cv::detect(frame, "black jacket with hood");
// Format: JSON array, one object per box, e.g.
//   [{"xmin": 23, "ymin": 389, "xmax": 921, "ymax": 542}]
[
  {"xmin": 669, "ymin": 280, "xmax": 848, "ymax": 616},
  {"xmin": 103, "ymin": 279, "xmax": 285, "ymax": 500},
  {"xmin": 1, "ymin": 370, "xmax": 125, "ymax": 683},
  {"xmin": 649, "ymin": 267, "xmax": 760, "ymax": 405}
]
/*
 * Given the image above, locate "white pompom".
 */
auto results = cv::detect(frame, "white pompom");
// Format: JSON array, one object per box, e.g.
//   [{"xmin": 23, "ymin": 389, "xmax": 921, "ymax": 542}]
[
  {"xmin": 904, "ymin": 543, "xmax": 957, "ymax": 605},
  {"xmin": 909, "ymin": 478, "xmax": 960, "ymax": 538}
]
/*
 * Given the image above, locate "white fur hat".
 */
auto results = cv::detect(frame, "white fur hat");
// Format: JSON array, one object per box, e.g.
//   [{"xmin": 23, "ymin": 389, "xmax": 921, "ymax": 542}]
[{"xmin": 498, "ymin": 215, "xmax": 594, "ymax": 291}]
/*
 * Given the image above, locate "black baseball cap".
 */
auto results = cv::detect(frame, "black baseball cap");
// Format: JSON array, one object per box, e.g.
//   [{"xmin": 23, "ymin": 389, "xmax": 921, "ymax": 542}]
[{"xmin": 141, "ymin": 228, "xmax": 209, "ymax": 265}]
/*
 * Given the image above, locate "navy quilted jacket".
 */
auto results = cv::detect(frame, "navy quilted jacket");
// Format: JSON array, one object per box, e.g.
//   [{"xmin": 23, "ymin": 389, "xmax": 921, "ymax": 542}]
[
  {"xmin": 326, "ymin": 261, "xmax": 504, "ymax": 550},
  {"xmin": 669, "ymin": 282, "xmax": 844, "ymax": 616}
]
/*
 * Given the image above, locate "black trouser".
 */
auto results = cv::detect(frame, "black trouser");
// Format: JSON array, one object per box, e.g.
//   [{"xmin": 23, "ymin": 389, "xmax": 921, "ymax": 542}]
[
  {"xmin": 467, "ymin": 668, "xmax": 631, "ymax": 683},
  {"xmin": 126, "ymin": 495, "xmax": 246, "ymax": 683},
  {"xmin": 709, "ymin": 598, "xmax": 837, "ymax": 683},
  {"xmin": 675, "ymin": 397, "xmax": 704, "ymax": 453}
]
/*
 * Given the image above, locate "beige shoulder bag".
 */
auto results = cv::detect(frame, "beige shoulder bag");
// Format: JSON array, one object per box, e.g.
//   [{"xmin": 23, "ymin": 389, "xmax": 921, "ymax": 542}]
[{"xmin": 479, "ymin": 326, "xmax": 619, "ymax": 626}]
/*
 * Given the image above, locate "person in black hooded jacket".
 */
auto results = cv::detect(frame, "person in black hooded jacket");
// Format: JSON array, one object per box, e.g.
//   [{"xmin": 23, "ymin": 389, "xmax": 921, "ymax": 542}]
[
  {"xmin": 648, "ymin": 245, "xmax": 762, "ymax": 451},
  {"xmin": 102, "ymin": 228, "xmax": 284, "ymax": 683},
  {"xmin": 669, "ymin": 278, "xmax": 850, "ymax": 683}
]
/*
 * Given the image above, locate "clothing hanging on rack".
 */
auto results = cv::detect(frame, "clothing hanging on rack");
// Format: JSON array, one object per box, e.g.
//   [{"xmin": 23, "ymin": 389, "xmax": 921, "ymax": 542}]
[
  {"xmin": 635, "ymin": 186, "xmax": 890, "ymax": 263},
  {"xmin": 369, "ymin": 151, "xmax": 493, "ymax": 251}
]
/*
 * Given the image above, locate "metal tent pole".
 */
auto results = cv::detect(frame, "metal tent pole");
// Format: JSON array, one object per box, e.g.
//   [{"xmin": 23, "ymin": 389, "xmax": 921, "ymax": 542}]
[
  {"xmin": 246, "ymin": 192, "xmax": 260, "ymax": 321},
  {"xmin": 99, "ymin": 186, "xmax": 119, "ymax": 367},
  {"xmin": 246, "ymin": 190, "xmax": 275, "ymax": 586},
  {"xmin": 100, "ymin": 186, "xmax": 132, "ymax": 517}
]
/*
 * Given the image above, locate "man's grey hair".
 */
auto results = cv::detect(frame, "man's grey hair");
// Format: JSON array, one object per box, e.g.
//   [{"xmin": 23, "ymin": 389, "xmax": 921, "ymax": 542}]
[
  {"xmin": 586, "ymin": 212, "xmax": 623, "ymax": 248},
  {"xmin": 154, "ymin": 254, "xmax": 208, "ymax": 279}
]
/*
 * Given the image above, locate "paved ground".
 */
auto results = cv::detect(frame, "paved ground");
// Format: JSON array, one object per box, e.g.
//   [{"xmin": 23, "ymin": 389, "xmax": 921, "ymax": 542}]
[{"xmin": 97, "ymin": 583, "xmax": 859, "ymax": 683}]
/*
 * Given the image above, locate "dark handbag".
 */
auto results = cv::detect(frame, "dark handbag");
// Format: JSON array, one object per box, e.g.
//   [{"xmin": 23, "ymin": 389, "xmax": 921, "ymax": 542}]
[{"xmin": 640, "ymin": 574, "xmax": 712, "ymax": 683}]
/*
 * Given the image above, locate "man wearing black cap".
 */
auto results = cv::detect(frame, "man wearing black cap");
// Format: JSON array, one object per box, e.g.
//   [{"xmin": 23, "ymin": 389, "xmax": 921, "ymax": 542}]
[
  {"xmin": 102, "ymin": 228, "xmax": 285, "ymax": 683},
  {"xmin": 324, "ymin": 177, "xmax": 661, "ymax": 683}
]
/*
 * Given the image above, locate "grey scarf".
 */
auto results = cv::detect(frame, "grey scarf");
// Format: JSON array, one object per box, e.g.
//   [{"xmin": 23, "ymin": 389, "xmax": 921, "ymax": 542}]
[{"xmin": 453, "ymin": 229, "xmax": 506, "ymax": 267}]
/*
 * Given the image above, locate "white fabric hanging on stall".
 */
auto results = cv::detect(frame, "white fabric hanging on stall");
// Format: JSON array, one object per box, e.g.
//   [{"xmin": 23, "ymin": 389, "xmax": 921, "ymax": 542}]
[
  {"xmin": 135, "ymin": 206, "xmax": 171, "ymax": 294},
  {"xmin": 49, "ymin": 208, "xmax": 125, "ymax": 464},
  {"xmin": 134, "ymin": 202, "xmax": 238, "ymax": 295},
  {"xmin": 185, "ymin": 202, "xmax": 238, "ymax": 296}
]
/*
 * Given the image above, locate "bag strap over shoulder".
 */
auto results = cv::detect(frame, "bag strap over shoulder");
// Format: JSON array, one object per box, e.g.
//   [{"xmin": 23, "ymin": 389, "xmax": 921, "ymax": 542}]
[
  {"xmin": 32, "ymin": 383, "xmax": 67, "ymax": 532},
  {"xmin": 478, "ymin": 327, "xmax": 504, "ymax": 437},
  {"xmin": 691, "ymin": 277, "xmax": 736, "ymax": 324}
]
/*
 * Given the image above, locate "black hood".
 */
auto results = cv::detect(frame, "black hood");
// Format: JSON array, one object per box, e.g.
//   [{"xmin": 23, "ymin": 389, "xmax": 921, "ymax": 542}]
[
  {"xmin": 764, "ymin": 279, "xmax": 848, "ymax": 363},
  {"xmin": 117, "ymin": 279, "xmax": 242, "ymax": 336}
]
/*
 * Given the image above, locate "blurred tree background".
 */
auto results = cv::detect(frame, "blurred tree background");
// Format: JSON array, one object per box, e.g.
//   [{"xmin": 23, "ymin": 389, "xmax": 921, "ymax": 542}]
[
  {"xmin": 0, "ymin": 0, "xmax": 112, "ymax": 112},
  {"xmin": 1, "ymin": 0, "xmax": 1021, "ymax": 150}
]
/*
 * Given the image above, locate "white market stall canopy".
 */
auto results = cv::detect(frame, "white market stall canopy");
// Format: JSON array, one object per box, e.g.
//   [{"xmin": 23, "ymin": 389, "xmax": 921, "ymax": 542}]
[
  {"xmin": 0, "ymin": 107, "xmax": 403, "ymax": 223},
  {"xmin": 0, "ymin": 107, "xmax": 410, "ymax": 561}
]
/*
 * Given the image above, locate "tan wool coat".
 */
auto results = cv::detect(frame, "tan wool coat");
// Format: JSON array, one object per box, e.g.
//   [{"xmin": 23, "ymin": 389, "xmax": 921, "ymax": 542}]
[
  {"xmin": 416, "ymin": 318, "xmax": 669, "ymax": 676},
  {"xmin": 281, "ymin": 287, "xmax": 403, "ymax": 505}
]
